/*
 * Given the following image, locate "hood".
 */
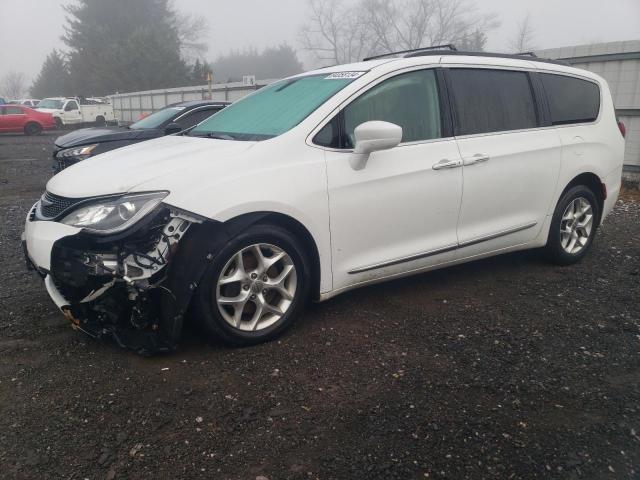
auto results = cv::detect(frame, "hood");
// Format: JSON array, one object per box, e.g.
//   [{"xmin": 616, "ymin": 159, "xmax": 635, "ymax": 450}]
[
  {"xmin": 35, "ymin": 108, "xmax": 62, "ymax": 115},
  {"xmin": 55, "ymin": 126, "xmax": 159, "ymax": 148},
  {"xmin": 47, "ymin": 135, "xmax": 257, "ymax": 198}
]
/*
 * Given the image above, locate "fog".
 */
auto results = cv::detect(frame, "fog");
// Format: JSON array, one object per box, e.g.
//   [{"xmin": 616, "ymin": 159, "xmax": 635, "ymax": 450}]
[{"xmin": 0, "ymin": 0, "xmax": 639, "ymax": 84}]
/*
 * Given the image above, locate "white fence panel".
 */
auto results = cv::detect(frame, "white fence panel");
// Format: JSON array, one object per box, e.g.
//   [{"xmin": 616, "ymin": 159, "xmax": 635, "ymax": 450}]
[{"xmin": 109, "ymin": 79, "xmax": 277, "ymax": 124}]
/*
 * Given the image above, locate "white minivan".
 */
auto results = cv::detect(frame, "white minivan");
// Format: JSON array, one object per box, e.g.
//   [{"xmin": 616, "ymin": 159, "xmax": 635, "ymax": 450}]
[{"xmin": 23, "ymin": 49, "xmax": 625, "ymax": 353}]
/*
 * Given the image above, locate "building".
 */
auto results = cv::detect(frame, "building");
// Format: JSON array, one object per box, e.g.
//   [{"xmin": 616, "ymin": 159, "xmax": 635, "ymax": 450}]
[{"xmin": 537, "ymin": 40, "xmax": 640, "ymax": 183}]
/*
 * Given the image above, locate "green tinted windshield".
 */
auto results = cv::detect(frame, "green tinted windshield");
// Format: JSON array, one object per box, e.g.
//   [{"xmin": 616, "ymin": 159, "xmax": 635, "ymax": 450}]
[
  {"xmin": 190, "ymin": 73, "xmax": 364, "ymax": 141},
  {"xmin": 130, "ymin": 107, "xmax": 185, "ymax": 129}
]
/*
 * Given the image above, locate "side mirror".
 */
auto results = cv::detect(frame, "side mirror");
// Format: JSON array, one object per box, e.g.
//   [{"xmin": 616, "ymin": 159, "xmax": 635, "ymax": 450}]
[
  {"xmin": 350, "ymin": 121, "xmax": 402, "ymax": 170},
  {"xmin": 164, "ymin": 122, "xmax": 182, "ymax": 135}
]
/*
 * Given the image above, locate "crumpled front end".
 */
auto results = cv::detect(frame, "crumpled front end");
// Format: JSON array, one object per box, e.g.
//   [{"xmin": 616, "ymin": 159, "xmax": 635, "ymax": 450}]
[{"xmin": 23, "ymin": 200, "xmax": 220, "ymax": 355}]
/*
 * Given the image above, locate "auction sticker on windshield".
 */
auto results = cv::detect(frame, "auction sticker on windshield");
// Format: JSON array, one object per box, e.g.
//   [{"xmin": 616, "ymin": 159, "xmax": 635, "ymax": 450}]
[{"xmin": 325, "ymin": 72, "xmax": 366, "ymax": 80}]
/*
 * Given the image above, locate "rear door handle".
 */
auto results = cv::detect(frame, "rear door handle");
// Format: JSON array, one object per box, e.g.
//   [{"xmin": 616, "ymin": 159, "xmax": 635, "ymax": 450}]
[
  {"xmin": 463, "ymin": 153, "xmax": 490, "ymax": 166},
  {"xmin": 432, "ymin": 158, "xmax": 462, "ymax": 170}
]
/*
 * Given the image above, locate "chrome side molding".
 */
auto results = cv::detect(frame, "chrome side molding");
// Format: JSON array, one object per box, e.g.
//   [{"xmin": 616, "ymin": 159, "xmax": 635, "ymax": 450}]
[{"xmin": 348, "ymin": 221, "xmax": 537, "ymax": 274}]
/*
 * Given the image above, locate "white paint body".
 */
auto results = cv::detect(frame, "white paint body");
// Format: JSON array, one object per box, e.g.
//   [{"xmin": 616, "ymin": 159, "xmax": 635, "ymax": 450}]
[
  {"xmin": 26, "ymin": 55, "xmax": 624, "ymax": 302},
  {"xmin": 36, "ymin": 97, "xmax": 115, "ymax": 125}
]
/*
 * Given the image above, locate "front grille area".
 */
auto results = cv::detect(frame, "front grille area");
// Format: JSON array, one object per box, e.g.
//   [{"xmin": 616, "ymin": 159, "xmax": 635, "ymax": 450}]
[{"xmin": 39, "ymin": 191, "xmax": 85, "ymax": 219}]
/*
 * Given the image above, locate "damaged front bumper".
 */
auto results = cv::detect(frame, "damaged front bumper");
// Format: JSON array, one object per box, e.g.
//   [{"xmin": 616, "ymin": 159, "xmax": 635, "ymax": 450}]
[{"xmin": 22, "ymin": 203, "xmax": 218, "ymax": 355}]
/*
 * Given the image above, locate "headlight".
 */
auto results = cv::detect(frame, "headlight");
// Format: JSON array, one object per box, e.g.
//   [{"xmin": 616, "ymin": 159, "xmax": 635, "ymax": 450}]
[
  {"xmin": 57, "ymin": 144, "xmax": 99, "ymax": 160},
  {"xmin": 60, "ymin": 191, "xmax": 168, "ymax": 233}
]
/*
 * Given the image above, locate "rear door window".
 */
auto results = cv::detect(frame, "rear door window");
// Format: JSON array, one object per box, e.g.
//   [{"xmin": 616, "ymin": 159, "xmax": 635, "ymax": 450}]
[
  {"xmin": 6, "ymin": 106, "xmax": 23, "ymax": 115},
  {"xmin": 448, "ymin": 68, "xmax": 538, "ymax": 135},
  {"xmin": 175, "ymin": 107, "xmax": 221, "ymax": 129},
  {"xmin": 540, "ymin": 73, "xmax": 600, "ymax": 125}
]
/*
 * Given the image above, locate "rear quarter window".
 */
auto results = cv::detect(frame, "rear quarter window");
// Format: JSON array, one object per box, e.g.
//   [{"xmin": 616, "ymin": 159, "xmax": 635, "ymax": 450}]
[{"xmin": 540, "ymin": 73, "xmax": 600, "ymax": 125}]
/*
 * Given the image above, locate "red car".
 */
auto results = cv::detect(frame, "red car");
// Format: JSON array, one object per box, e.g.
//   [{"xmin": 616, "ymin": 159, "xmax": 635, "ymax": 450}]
[{"xmin": 0, "ymin": 105, "xmax": 56, "ymax": 135}]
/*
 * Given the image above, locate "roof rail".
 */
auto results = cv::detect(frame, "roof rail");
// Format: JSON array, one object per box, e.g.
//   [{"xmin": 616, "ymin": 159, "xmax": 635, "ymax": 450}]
[
  {"xmin": 399, "ymin": 49, "xmax": 572, "ymax": 66},
  {"xmin": 516, "ymin": 51, "xmax": 538, "ymax": 57},
  {"xmin": 363, "ymin": 44, "xmax": 458, "ymax": 62}
]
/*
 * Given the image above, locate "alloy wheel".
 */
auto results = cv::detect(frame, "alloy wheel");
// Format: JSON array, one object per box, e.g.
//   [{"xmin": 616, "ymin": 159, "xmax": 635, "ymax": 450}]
[
  {"xmin": 560, "ymin": 197, "xmax": 594, "ymax": 254},
  {"xmin": 215, "ymin": 243, "xmax": 297, "ymax": 332}
]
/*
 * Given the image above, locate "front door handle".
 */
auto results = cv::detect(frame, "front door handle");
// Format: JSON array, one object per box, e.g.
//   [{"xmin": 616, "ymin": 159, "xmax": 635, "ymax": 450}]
[
  {"xmin": 463, "ymin": 153, "xmax": 490, "ymax": 166},
  {"xmin": 432, "ymin": 158, "xmax": 462, "ymax": 170}
]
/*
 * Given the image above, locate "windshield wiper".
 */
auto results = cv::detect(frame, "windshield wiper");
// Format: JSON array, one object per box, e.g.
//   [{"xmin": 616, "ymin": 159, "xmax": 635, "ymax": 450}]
[{"xmin": 190, "ymin": 132, "xmax": 236, "ymax": 140}]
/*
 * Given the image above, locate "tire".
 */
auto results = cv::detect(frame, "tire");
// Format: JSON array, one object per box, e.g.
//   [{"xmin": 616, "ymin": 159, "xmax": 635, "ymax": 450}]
[
  {"xmin": 54, "ymin": 117, "xmax": 64, "ymax": 129},
  {"xmin": 546, "ymin": 185, "xmax": 600, "ymax": 265},
  {"xmin": 24, "ymin": 122, "xmax": 42, "ymax": 136},
  {"xmin": 95, "ymin": 115, "xmax": 106, "ymax": 127},
  {"xmin": 193, "ymin": 224, "xmax": 311, "ymax": 346}
]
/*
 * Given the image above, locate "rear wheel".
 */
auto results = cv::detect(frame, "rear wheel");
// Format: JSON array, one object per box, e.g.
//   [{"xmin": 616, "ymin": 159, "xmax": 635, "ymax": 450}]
[
  {"xmin": 193, "ymin": 224, "xmax": 310, "ymax": 346},
  {"xmin": 546, "ymin": 185, "xmax": 600, "ymax": 265},
  {"xmin": 24, "ymin": 122, "xmax": 42, "ymax": 136},
  {"xmin": 95, "ymin": 115, "xmax": 106, "ymax": 127}
]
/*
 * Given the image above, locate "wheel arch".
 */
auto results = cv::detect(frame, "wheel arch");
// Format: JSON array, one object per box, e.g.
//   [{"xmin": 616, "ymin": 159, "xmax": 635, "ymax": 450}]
[
  {"xmin": 223, "ymin": 211, "xmax": 323, "ymax": 302},
  {"xmin": 24, "ymin": 121, "xmax": 42, "ymax": 134},
  {"xmin": 558, "ymin": 172, "xmax": 606, "ymax": 223},
  {"xmin": 160, "ymin": 209, "xmax": 324, "ymax": 338}
]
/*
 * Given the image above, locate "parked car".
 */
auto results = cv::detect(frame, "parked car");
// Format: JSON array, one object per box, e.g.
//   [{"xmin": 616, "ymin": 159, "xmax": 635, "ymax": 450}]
[
  {"xmin": 0, "ymin": 97, "xmax": 6, "ymax": 105},
  {"xmin": 36, "ymin": 97, "xmax": 115, "ymax": 128},
  {"xmin": 22, "ymin": 49, "xmax": 624, "ymax": 354},
  {"xmin": 52, "ymin": 100, "xmax": 230, "ymax": 172},
  {"xmin": 15, "ymin": 99, "xmax": 42, "ymax": 108},
  {"xmin": 0, "ymin": 104, "xmax": 55, "ymax": 135}
]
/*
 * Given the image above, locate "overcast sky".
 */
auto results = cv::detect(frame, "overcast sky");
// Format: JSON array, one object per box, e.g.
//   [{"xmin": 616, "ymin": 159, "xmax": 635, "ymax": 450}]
[{"xmin": 0, "ymin": 0, "xmax": 638, "ymax": 83}]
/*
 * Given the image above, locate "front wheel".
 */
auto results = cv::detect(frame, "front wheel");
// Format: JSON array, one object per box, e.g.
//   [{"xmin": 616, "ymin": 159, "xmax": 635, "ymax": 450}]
[
  {"xmin": 54, "ymin": 117, "xmax": 64, "ymax": 129},
  {"xmin": 546, "ymin": 185, "xmax": 600, "ymax": 265},
  {"xmin": 193, "ymin": 224, "xmax": 311, "ymax": 346}
]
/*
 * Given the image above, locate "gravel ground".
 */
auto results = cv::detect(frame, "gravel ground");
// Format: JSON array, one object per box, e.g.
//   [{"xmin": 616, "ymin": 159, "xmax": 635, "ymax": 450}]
[{"xmin": 1, "ymin": 133, "xmax": 639, "ymax": 480}]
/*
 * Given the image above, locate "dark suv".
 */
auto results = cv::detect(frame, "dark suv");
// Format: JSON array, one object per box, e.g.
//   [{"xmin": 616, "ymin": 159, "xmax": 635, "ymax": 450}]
[{"xmin": 52, "ymin": 100, "xmax": 229, "ymax": 172}]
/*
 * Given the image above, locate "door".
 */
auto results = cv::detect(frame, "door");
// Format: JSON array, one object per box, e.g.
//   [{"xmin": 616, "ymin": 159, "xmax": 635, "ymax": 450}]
[
  {"xmin": 0, "ymin": 107, "xmax": 7, "ymax": 131},
  {"xmin": 3, "ymin": 106, "xmax": 27, "ymax": 132},
  {"xmin": 446, "ymin": 67, "xmax": 562, "ymax": 256},
  {"xmin": 62, "ymin": 100, "xmax": 82, "ymax": 124},
  {"xmin": 322, "ymin": 68, "xmax": 463, "ymax": 291}
]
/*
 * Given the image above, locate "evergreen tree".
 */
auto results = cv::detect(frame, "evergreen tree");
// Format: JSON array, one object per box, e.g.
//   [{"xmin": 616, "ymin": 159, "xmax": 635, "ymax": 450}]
[
  {"xmin": 211, "ymin": 44, "xmax": 303, "ymax": 83},
  {"xmin": 31, "ymin": 50, "xmax": 72, "ymax": 98},
  {"xmin": 62, "ymin": 0, "xmax": 190, "ymax": 95},
  {"xmin": 189, "ymin": 59, "xmax": 211, "ymax": 86},
  {"xmin": 458, "ymin": 29, "xmax": 488, "ymax": 52}
]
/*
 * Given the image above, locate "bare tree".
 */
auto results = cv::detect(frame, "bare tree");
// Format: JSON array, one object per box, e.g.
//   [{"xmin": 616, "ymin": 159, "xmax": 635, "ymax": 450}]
[
  {"xmin": 176, "ymin": 12, "xmax": 209, "ymax": 61},
  {"xmin": 508, "ymin": 13, "xmax": 536, "ymax": 53},
  {"xmin": 299, "ymin": 0, "xmax": 375, "ymax": 65},
  {"xmin": 361, "ymin": 0, "xmax": 497, "ymax": 52},
  {"xmin": 299, "ymin": 0, "xmax": 499, "ymax": 66},
  {"xmin": 1, "ymin": 72, "xmax": 27, "ymax": 99}
]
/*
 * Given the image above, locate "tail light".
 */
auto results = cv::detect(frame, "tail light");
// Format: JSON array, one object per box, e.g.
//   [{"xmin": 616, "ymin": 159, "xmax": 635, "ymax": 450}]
[{"xmin": 618, "ymin": 120, "xmax": 626, "ymax": 138}]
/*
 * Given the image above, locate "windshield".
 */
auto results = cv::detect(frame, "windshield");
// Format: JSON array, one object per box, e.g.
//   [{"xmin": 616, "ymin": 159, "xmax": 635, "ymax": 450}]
[
  {"xmin": 130, "ymin": 106, "xmax": 186, "ymax": 129},
  {"xmin": 37, "ymin": 99, "xmax": 64, "ymax": 109},
  {"xmin": 190, "ymin": 73, "xmax": 364, "ymax": 141}
]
